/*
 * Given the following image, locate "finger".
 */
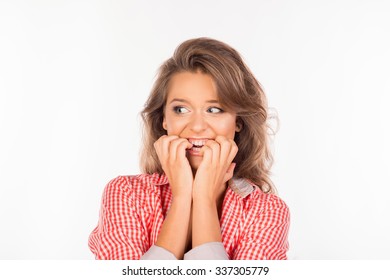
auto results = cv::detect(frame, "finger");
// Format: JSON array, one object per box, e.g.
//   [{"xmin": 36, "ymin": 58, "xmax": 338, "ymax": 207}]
[
  {"xmin": 155, "ymin": 135, "xmax": 178, "ymax": 151},
  {"xmin": 226, "ymin": 162, "xmax": 236, "ymax": 174},
  {"xmin": 215, "ymin": 136, "xmax": 237, "ymax": 170},
  {"xmin": 154, "ymin": 135, "xmax": 178, "ymax": 163},
  {"xmin": 169, "ymin": 138, "xmax": 190, "ymax": 162},
  {"xmin": 175, "ymin": 138, "xmax": 192, "ymax": 160},
  {"xmin": 227, "ymin": 139, "xmax": 239, "ymax": 163},
  {"xmin": 215, "ymin": 136, "xmax": 231, "ymax": 164},
  {"xmin": 177, "ymin": 139, "xmax": 193, "ymax": 161},
  {"xmin": 153, "ymin": 135, "xmax": 166, "ymax": 160},
  {"xmin": 161, "ymin": 135, "xmax": 179, "ymax": 156},
  {"xmin": 200, "ymin": 144, "xmax": 213, "ymax": 164},
  {"xmin": 204, "ymin": 139, "xmax": 220, "ymax": 166},
  {"xmin": 224, "ymin": 162, "xmax": 236, "ymax": 182}
]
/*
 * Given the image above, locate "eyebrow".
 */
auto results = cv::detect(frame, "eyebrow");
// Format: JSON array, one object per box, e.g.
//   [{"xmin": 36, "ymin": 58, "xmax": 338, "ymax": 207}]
[{"xmin": 169, "ymin": 98, "xmax": 220, "ymax": 104}]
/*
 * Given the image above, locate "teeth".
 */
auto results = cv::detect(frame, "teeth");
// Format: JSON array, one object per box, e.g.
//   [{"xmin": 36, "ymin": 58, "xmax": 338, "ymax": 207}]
[{"xmin": 189, "ymin": 139, "xmax": 207, "ymax": 146}]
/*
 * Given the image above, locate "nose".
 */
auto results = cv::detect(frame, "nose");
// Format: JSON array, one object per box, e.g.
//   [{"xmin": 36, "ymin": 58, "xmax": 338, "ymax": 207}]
[{"xmin": 188, "ymin": 112, "xmax": 208, "ymax": 132}]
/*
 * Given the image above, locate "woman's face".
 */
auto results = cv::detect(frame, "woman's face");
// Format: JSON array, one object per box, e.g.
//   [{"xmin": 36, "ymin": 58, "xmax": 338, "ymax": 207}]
[{"xmin": 163, "ymin": 71, "xmax": 240, "ymax": 171}]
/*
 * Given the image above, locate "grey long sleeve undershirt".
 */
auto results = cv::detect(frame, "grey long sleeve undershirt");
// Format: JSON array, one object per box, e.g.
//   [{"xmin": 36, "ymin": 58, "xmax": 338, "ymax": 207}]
[{"xmin": 140, "ymin": 242, "xmax": 229, "ymax": 260}]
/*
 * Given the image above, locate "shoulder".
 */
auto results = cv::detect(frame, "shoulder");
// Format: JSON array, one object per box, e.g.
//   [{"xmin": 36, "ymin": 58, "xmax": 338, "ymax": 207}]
[
  {"xmin": 102, "ymin": 173, "xmax": 168, "ymax": 201},
  {"xmin": 248, "ymin": 187, "xmax": 290, "ymax": 217}
]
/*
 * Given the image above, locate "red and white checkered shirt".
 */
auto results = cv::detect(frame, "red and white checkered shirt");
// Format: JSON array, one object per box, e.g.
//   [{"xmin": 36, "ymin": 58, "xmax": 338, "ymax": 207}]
[{"xmin": 88, "ymin": 173, "xmax": 290, "ymax": 260}]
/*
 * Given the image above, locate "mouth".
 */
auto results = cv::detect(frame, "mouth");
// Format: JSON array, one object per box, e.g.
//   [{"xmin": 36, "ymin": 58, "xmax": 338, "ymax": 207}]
[{"xmin": 186, "ymin": 138, "xmax": 209, "ymax": 155}]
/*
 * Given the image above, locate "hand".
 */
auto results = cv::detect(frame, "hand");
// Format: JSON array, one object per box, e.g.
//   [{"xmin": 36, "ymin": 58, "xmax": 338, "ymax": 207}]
[
  {"xmin": 154, "ymin": 135, "xmax": 194, "ymax": 200},
  {"xmin": 192, "ymin": 136, "xmax": 238, "ymax": 203}
]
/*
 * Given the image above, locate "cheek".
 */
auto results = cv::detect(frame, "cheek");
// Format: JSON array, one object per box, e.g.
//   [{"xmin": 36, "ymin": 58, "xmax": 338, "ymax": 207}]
[
  {"xmin": 212, "ymin": 118, "xmax": 237, "ymax": 138},
  {"xmin": 165, "ymin": 116, "xmax": 186, "ymax": 135}
]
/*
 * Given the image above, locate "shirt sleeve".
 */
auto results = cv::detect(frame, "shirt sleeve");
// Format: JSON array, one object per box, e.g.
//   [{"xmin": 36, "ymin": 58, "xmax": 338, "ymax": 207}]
[
  {"xmin": 88, "ymin": 176, "xmax": 156, "ymax": 259},
  {"xmin": 184, "ymin": 242, "xmax": 229, "ymax": 260},
  {"xmin": 141, "ymin": 245, "xmax": 177, "ymax": 260},
  {"xmin": 233, "ymin": 195, "xmax": 290, "ymax": 260}
]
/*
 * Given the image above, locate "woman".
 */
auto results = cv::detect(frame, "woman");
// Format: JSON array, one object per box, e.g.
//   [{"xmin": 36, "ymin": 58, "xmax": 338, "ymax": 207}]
[{"xmin": 88, "ymin": 37, "xmax": 290, "ymax": 260}]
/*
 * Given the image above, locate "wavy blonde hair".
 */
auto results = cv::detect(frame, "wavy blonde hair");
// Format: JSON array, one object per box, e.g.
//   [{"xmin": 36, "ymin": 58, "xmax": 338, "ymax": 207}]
[{"xmin": 140, "ymin": 37, "xmax": 277, "ymax": 194}]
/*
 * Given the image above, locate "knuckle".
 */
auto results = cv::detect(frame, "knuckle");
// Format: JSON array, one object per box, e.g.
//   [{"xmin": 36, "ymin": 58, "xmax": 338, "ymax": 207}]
[
  {"xmin": 229, "ymin": 139, "xmax": 237, "ymax": 146},
  {"xmin": 173, "ymin": 138, "xmax": 185, "ymax": 147},
  {"xmin": 170, "ymin": 138, "xmax": 179, "ymax": 146},
  {"xmin": 164, "ymin": 135, "xmax": 177, "ymax": 143},
  {"xmin": 179, "ymin": 140, "xmax": 188, "ymax": 147},
  {"xmin": 206, "ymin": 146, "xmax": 213, "ymax": 154},
  {"xmin": 209, "ymin": 142, "xmax": 219, "ymax": 149},
  {"xmin": 221, "ymin": 140, "xmax": 230, "ymax": 148},
  {"xmin": 201, "ymin": 146, "xmax": 210, "ymax": 154}
]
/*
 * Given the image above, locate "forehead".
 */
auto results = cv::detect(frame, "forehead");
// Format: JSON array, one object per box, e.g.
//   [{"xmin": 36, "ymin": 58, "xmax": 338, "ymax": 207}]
[{"xmin": 166, "ymin": 71, "xmax": 218, "ymax": 101}]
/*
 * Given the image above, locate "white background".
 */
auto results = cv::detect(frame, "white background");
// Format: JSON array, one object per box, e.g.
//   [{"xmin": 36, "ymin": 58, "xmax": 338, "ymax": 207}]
[{"xmin": 1, "ymin": 0, "xmax": 389, "ymax": 259}]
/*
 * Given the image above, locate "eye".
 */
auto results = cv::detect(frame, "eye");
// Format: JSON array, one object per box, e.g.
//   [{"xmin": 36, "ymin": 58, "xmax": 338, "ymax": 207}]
[
  {"xmin": 207, "ymin": 107, "xmax": 224, "ymax": 113},
  {"xmin": 173, "ymin": 106, "xmax": 190, "ymax": 114}
]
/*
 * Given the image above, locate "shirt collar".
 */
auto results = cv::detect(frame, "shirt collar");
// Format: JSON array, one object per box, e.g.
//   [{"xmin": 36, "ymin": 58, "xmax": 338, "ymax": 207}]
[
  {"xmin": 154, "ymin": 174, "xmax": 255, "ymax": 199},
  {"xmin": 228, "ymin": 177, "xmax": 255, "ymax": 198}
]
